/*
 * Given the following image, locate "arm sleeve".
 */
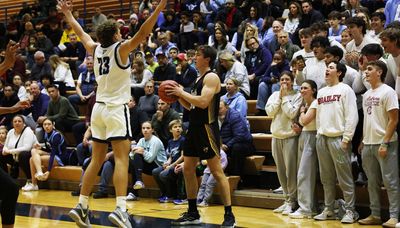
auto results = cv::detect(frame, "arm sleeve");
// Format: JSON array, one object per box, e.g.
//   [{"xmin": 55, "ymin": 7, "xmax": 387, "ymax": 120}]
[
  {"xmin": 343, "ymin": 88, "xmax": 359, "ymax": 142},
  {"xmin": 265, "ymin": 92, "xmax": 281, "ymax": 117},
  {"xmin": 281, "ymin": 93, "xmax": 302, "ymax": 120},
  {"xmin": 220, "ymin": 151, "xmax": 228, "ymax": 170},
  {"xmin": 47, "ymin": 134, "xmax": 63, "ymax": 171},
  {"xmin": 9, "ymin": 129, "xmax": 37, "ymax": 154},
  {"xmin": 225, "ymin": 114, "xmax": 249, "ymax": 148}
]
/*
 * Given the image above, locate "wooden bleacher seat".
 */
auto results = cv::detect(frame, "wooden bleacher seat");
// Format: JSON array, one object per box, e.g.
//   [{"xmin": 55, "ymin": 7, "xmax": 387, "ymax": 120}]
[
  {"xmin": 247, "ymin": 116, "xmax": 272, "ymax": 133},
  {"xmin": 243, "ymin": 156, "xmax": 265, "ymax": 175},
  {"xmin": 252, "ymin": 133, "xmax": 272, "ymax": 152},
  {"xmin": 247, "ymin": 100, "xmax": 257, "ymax": 116}
]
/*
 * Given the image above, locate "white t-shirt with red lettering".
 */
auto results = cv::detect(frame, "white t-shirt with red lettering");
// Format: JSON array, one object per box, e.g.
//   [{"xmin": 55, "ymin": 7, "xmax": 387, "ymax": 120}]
[{"xmin": 362, "ymin": 83, "xmax": 399, "ymax": 144}]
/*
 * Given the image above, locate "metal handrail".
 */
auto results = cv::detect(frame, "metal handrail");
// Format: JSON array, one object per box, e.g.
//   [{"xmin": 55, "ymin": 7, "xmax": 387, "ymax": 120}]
[{"xmin": 2, "ymin": 0, "xmax": 135, "ymax": 26}]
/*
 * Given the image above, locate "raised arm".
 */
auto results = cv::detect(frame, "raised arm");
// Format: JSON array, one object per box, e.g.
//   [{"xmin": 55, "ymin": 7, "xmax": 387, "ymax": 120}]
[
  {"xmin": 119, "ymin": 0, "xmax": 167, "ymax": 60},
  {"xmin": 57, "ymin": 0, "xmax": 97, "ymax": 54}
]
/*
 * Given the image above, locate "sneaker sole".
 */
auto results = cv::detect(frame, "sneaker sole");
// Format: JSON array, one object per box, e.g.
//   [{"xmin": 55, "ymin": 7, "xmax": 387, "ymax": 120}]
[
  {"xmin": 108, "ymin": 213, "xmax": 132, "ymax": 228},
  {"xmin": 68, "ymin": 210, "xmax": 90, "ymax": 228},
  {"xmin": 314, "ymin": 216, "xmax": 336, "ymax": 221},
  {"xmin": 171, "ymin": 218, "xmax": 201, "ymax": 225},
  {"xmin": 289, "ymin": 214, "xmax": 313, "ymax": 219}
]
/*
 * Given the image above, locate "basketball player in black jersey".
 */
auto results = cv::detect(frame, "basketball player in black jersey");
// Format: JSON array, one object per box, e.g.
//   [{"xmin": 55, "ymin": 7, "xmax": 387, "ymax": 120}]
[
  {"xmin": 0, "ymin": 41, "xmax": 30, "ymax": 228},
  {"xmin": 167, "ymin": 45, "xmax": 236, "ymax": 227}
]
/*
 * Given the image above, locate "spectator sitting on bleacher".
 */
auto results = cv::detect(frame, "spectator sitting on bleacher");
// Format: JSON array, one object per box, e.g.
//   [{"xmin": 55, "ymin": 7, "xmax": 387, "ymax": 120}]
[
  {"xmin": 92, "ymin": 7, "xmax": 107, "ymax": 32},
  {"xmin": 256, "ymin": 50, "xmax": 290, "ymax": 115},
  {"xmin": 197, "ymin": 150, "xmax": 227, "ymax": 207},
  {"xmin": 39, "ymin": 73, "xmax": 53, "ymax": 95},
  {"xmin": 175, "ymin": 53, "xmax": 197, "ymax": 92},
  {"xmin": 130, "ymin": 59, "xmax": 153, "ymax": 102},
  {"xmin": 151, "ymin": 99, "xmax": 181, "ymax": 147},
  {"xmin": 244, "ymin": 36, "xmax": 272, "ymax": 99},
  {"xmin": 0, "ymin": 85, "xmax": 21, "ymax": 129},
  {"xmin": 30, "ymin": 51, "xmax": 52, "ymax": 82},
  {"xmin": 18, "ymin": 21, "xmax": 36, "ymax": 57},
  {"xmin": 129, "ymin": 96, "xmax": 149, "ymax": 142},
  {"xmin": 59, "ymin": 33, "xmax": 86, "ymax": 76},
  {"xmin": 153, "ymin": 50, "xmax": 177, "ymax": 83},
  {"xmin": 152, "ymin": 120, "xmax": 185, "ymax": 203},
  {"xmin": 130, "ymin": 121, "xmax": 167, "ymax": 190},
  {"xmin": 49, "ymin": 55, "xmax": 76, "ymax": 95},
  {"xmin": 127, "ymin": 13, "xmax": 141, "ymax": 38},
  {"xmin": 219, "ymin": 100, "xmax": 254, "ymax": 180},
  {"xmin": 218, "ymin": 50, "xmax": 250, "ymax": 98},
  {"xmin": 144, "ymin": 52, "xmax": 159, "ymax": 74},
  {"xmin": 75, "ymin": 126, "xmax": 92, "ymax": 167},
  {"xmin": 26, "ymin": 82, "xmax": 50, "ymax": 142},
  {"xmin": 158, "ymin": 10, "xmax": 180, "ymax": 35},
  {"xmin": 12, "ymin": 74, "xmax": 28, "ymax": 101},
  {"xmin": 68, "ymin": 56, "xmax": 96, "ymax": 114},
  {"xmin": 36, "ymin": 29, "xmax": 54, "ymax": 60},
  {"xmin": 213, "ymin": 0, "xmax": 243, "ymax": 39},
  {"xmin": 1, "ymin": 115, "xmax": 38, "ymax": 183},
  {"xmin": 155, "ymin": 32, "xmax": 176, "ymax": 58},
  {"xmin": 138, "ymin": 81, "xmax": 159, "ymax": 120},
  {"xmin": 25, "ymin": 118, "xmax": 68, "ymax": 191},
  {"xmin": 37, "ymin": 84, "xmax": 80, "ymax": 134},
  {"xmin": 221, "ymin": 78, "xmax": 248, "ymax": 118},
  {"xmin": 42, "ymin": 20, "xmax": 63, "ymax": 48},
  {"xmin": 58, "ymin": 22, "xmax": 81, "ymax": 47}
]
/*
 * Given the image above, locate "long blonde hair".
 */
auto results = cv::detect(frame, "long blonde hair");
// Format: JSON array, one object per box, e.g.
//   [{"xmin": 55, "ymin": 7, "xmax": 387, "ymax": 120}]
[{"xmin": 49, "ymin": 55, "xmax": 69, "ymax": 71}]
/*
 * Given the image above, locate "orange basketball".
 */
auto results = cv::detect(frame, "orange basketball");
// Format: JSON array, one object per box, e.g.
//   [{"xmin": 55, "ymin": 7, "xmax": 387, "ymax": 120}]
[{"xmin": 158, "ymin": 80, "xmax": 179, "ymax": 104}]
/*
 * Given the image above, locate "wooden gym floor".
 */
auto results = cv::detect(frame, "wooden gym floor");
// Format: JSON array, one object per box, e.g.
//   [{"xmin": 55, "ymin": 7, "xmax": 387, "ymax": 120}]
[{"xmin": 4, "ymin": 189, "xmax": 380, "ymax": 227}]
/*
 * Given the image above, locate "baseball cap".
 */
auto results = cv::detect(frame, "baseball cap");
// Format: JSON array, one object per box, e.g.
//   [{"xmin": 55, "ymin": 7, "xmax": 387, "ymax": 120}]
[
  {"xmin": 145, "ymin": 51, "xmax": 154, "ymax": 58},
  {"xmin": 155, "ymin": 50, "xmax": 166, "ymax": 57},
  {"xmin": 176, "ymin": 53, "xmax": 187, "ymax": 61}
]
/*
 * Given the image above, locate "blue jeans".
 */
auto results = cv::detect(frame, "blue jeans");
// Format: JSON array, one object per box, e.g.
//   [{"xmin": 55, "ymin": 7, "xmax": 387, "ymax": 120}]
[
  {"xmin": 98, "ymin": 160, "xmax": 114, "ymax": 193},
  {"xmin": 256, "ymin": 82, "xmax": 271, "ymax": 110},
  {"xmin": 152, "ymin": 166, "xmax": 176, "ymax": 197}
]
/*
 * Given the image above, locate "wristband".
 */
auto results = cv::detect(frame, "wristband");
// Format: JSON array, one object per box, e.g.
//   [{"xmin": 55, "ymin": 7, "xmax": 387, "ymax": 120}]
[{"xmin": 380, "ymin": 142, "xmax": 389, "ymax": 148}]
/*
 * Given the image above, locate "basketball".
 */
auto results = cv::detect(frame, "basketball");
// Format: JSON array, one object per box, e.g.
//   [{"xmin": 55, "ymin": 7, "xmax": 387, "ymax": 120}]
[{"xmin": 158, "ymin": 80, "xmax": 179, "ymax": 104}]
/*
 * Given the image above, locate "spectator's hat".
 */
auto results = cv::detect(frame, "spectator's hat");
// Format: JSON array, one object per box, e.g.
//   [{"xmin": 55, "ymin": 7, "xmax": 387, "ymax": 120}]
[
  {"xmin": 117, "ymin": 18, "xmax": 125, "ymax": 25},
  {"xmin": 145, "ymin": 51, "xmax": 154, "ymax": 58},
  {"xmin": 155, "ymin": 50, "xmax": 166, "ymax": 57},
  {"xmin": 177, "ymin": 53, "xmax": 187, "ymax": 62},
  {"xmin": 130, "ymin": 13, "xmax": 138, "ymax": 21}
]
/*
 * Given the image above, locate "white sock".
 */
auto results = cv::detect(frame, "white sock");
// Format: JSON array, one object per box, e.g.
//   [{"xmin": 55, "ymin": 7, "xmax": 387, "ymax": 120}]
[
  {"xmin": 79, "ymin": 195, "xmax": 89, "ymax": 209},
  {"xmin": 116, "ymin": 196, "xmax": 127, "ymax": 211}
]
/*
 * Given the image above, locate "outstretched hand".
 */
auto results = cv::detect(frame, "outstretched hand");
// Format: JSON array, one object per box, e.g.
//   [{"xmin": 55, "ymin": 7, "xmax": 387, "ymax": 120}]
[
  {"xmin": 3, "ymin": 40, "xmax": 20, "ymax": 69},
  {"xmin": 57, "ymin": 0, "xmax": 73, "ymax": 13}
]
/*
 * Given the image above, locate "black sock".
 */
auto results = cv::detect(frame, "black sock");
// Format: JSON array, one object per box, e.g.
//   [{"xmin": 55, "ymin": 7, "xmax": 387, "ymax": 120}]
[
  {"xmin": 225, "ymin": 205, "xmax": 232, "ymax": 214},
  {"xmin": 188, "ymin": 199, "xmax": 198, "ymax": 213}
]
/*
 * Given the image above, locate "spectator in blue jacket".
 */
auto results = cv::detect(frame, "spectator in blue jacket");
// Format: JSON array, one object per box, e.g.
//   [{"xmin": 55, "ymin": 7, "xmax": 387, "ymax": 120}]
[
  {"xmin": 158, "ymin": 10, "xmax": 180, "ymax": 34},
  {"xmin": 219, "ymin": 100, "xmax": 254, "ymax": 179},
  {"xmin": 244, "ymin": 36, "xmax": 272, "ymax": 99},
  {"xmin": 175, "ymin": 53, "xmax": 197, "ymax": 92},
  {"xmin": 221, "ymin": 78, "xmax": 248, "ymax": 118},
  {"xmin": 68, "ymin": 56, "xmax": 96, "ymax": 114},
  {"xmin": 256, "ymin": 50, "xmax": 290, "ymax": 115}
]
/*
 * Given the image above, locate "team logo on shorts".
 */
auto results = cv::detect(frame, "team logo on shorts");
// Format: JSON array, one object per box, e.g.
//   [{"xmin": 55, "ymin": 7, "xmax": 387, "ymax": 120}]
[{"xmin": 203, "ymin": 147, "xmax": 209, "ymax": 153}]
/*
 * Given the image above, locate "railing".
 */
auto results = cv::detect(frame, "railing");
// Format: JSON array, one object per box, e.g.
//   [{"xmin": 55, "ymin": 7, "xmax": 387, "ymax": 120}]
[{"xmin": 1, "ymin": 0, "xmax": 134, "ymax": 26}]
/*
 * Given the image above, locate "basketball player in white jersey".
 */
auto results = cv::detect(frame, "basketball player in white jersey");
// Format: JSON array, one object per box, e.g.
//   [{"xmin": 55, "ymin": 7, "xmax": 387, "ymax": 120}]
[{"xmin": 57, "ymin": 0, "xmax": 167, "ymax": 227}]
